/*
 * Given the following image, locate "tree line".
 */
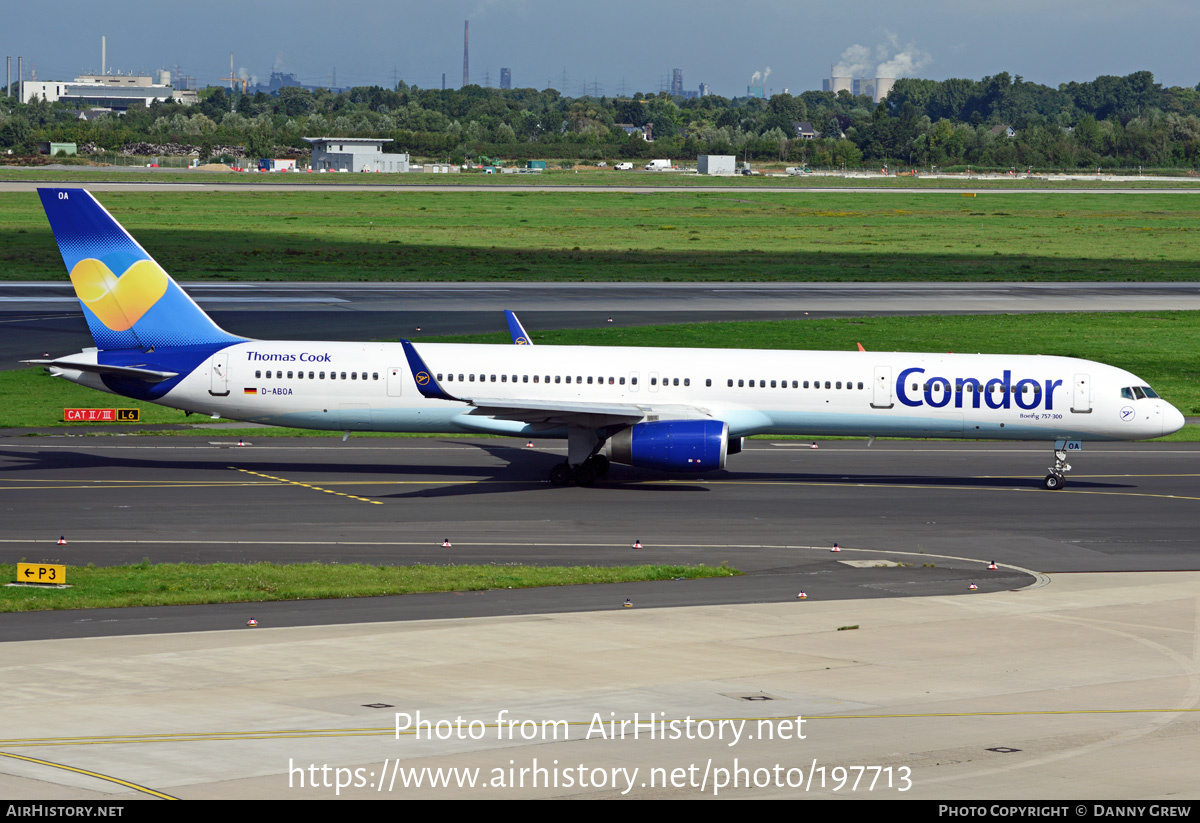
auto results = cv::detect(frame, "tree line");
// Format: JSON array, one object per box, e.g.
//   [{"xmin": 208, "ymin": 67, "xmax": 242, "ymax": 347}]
[{"xmin": 3, "ymin": 70, "xmax": 1199, "ymax": 169}]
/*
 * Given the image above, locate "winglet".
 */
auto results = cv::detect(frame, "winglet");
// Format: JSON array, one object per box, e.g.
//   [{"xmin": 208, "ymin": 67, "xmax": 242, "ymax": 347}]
[
  {"xmin": 399, "ymin": 340, "xmax": 460, "ymax": 401},
  {"xmin": 505, "ymin": 310, "xmax": 534, "ymax": 346}
]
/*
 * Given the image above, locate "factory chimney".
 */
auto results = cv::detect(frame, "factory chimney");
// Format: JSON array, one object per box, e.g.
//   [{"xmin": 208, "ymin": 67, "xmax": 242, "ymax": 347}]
[
  {"xmin": 102, "ymin": 35, "xmax": 106, "ymax": 76},
  {"xmin": 463, "ymin": 20, "xmax": 469, "ymax": 87}
]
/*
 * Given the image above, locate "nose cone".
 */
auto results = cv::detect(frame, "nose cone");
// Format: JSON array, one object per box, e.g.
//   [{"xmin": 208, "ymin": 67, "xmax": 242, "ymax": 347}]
[{"xmin": 1163, "ymin": 402, "xmax": 1185, "ymax": 436}]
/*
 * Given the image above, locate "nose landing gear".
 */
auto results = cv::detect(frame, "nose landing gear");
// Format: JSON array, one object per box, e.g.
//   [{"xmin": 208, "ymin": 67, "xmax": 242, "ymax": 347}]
[{"xmin": 1044, "ymin": 443, "xmax": 1073, "ymax": 490}]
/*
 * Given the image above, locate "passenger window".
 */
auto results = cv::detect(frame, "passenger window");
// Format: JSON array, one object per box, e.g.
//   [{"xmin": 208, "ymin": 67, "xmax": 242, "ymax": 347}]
[
  {"xmin": 469, "ymin": 374, "xmax": 475, "ymax": 382},
  {"xmin": 491, "ymin": 375, "xmax": 497, "ymax": 382},
  {"xmin": 651, "ymin": 377, "xmax": 657, "ymax": 386},
  {"xmin": 771, "ymin": 380, "xmax": 777, "ymax": 388},
  {"xmin": 311, "ymin": 372, "xmax": 316, "ymax": 379},
  {"xmin": 631, "ymin": 377, "xmax": 638, "ymax": 385},
  {"xmin": 738, "ymin": 379, "xmax": 744, "ymax": 388},
  {"xmin": 619, "ymin": 377, "xmax": 625, "ymax": 385},
  {"xmin": 555, "ymin": 376, "xmax": 561, "ymax": 384},
  {"xmin": 255, "ymin": 370, "xmax": 261, "ymax": 378},
  {"xmin": 340, "ymin": 372, "xmax": 347, "ymax": 380},
  {"xmin": 824, "ymin": 381, "xmax": 831, "ymax": 389},
  {"xmin": 533, "ymin": 376, "xmax": 539, "ymax": 383},
  {"xmin": 727, "ymin": 379, "xmax": 732, "ymax": 387},
  {"xmin": 836, "ymin": 381, "xmax": 842, "ymax": 389},
  {"xmin": 501, "ymin": 374, "xmax": 507, "ymax": 382},
  {"xmin": 351, "ymin": 372, "xmax": 357, "ymax": 380},
  {"xmin": 588, "ymin": 376, "xmax": 594, "ymax": 384},
  {"xmin": 319, "ymin": 371, "xmax": 326, "ymax": 379},
  {"xmin": 608, "ymin": 377, "xmax": 614, "ymax": 385}
]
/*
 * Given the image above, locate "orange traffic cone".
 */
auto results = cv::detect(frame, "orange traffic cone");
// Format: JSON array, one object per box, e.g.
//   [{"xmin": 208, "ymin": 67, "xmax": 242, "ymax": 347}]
[
  {"xmin": 246, "ymin": 618, "xmax": 258, "ymax": 627},
  {"xmin": 969, "ymin": 583, "xmax": 978, "ymax": 590},
  {"xmin": 987, "ymin": 561, "xmax": 998, "ymax": 570},
  {"xmin": 526, "ymin": 440, "xmax": 534, "ymax": 448},
  {"xmin": 623, "ymin": 598, "xmax": 632, "ymax": 608},
  {"xmin": 810, "ymin": 442, "xmax": 818, "ymax": 449},
  {"xmin": 830, "ymin": 543, "xmax": 840, "ymax": 553},
  {"xmin": 632, "ymin": 540, "xmax": 643, "ymax": 549},
  {"xmin": 237, "ymin": 439, "xmax": 244, "ymax": 447},
  {"xmin": 442, "ymin": 539, "xmax": 452, "ymax": 548},
  {"xmin": 797, "ymin": 591, "xmax": 807, "ymax": 599},
  {"xmin": 57, "ymin": 536, "xmax": 66, "ymax": 545}
]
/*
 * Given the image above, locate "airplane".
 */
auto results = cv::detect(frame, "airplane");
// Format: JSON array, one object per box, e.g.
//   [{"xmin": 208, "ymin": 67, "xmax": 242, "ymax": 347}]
[{"xmin": 27, "ymin": 188, "xmax": 1185, "ymax": 489}]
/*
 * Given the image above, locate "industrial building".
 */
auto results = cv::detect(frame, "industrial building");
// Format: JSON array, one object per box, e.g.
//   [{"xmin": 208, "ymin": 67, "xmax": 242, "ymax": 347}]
[
  {"xmin": 303, "ymin": 137, "xmax": 410, "ymax": 173},
  {"xmin": 21, "ymin": 72, "xmax": 196, "ymax": 110},
  {"xmin": 824, "ymin": 74, "xmax": 893, "ymax": 103},
  {"xmin": 500, "ymin": 68, "xmax": 511, "ymax": 89}
]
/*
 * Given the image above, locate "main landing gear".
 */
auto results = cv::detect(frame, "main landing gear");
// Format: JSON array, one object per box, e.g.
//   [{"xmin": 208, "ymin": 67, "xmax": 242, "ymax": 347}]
[
  {"xmin": 549, "ymin": 454, "xmax": 610, "ymax": 486},
  {"xmin": 1044, "ymin": 445, "xmax": 1072, "ymax": 490},
  {"xmin": 547, "ymin": 426, "xmax": 612, "ymax": 486}
]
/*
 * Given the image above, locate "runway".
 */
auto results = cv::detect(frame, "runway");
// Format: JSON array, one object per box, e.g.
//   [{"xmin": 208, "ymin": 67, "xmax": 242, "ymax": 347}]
[{"xmin": 2, "ymin": 436, "xmax": 1196, "ymax": 639}]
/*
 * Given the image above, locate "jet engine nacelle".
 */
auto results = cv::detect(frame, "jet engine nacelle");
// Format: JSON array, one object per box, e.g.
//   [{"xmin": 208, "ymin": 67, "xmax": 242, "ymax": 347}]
[{"xmin": 606, "ymin": 420, "xmax": 730, "ymax": 472}]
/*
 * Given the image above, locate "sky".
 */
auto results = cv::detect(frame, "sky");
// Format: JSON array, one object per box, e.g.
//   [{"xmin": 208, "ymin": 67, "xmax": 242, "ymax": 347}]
[{"xmin": 5, "ymin": 1, "xmax": 1199, "ymax": 98}]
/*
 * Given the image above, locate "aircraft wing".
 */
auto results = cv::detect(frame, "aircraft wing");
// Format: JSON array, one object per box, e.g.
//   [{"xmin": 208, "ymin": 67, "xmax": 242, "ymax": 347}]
[
  {"xmin": 399, "ymin": 340, "xmax": 711, "ymax": 428},
  {"xmin": 459, "ymin": 398, "xmax": 712, "ymax": 429}
]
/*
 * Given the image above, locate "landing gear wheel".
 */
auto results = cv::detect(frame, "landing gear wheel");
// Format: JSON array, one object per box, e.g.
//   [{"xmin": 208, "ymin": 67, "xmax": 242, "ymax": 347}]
[
  {"xmin": 549, "ymin": 463, "xmax": 572, "ymax": 486},
  {"xmin": 573, "ymin": 464, "xmax": 597, "ymax": 486},
  {"xmin": 585, "ymin": 454, "xmax": 610, "ymax": 477},
  {"xmin": 1043, "ymin": 473, "xmax": 1064, "ymax": 490}
]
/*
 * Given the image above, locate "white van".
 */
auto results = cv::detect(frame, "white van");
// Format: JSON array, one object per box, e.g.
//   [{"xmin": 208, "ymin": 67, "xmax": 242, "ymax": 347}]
[
  {"xmin": 614, "ymin": 162, "xmax": 634, "ymax": 170},
  {"xmin": 644, "ymin": 159, "xmax": 672, "ymax": 171}
]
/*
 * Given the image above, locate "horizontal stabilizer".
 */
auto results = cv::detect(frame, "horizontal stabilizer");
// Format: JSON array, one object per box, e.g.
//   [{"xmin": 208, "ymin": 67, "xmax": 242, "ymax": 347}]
[{"xmin": 22, "ymin": 356, "xmax": 178, "ymax": 383}]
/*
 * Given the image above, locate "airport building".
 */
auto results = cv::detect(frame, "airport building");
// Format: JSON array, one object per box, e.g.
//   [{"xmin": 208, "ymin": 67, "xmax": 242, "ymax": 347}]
[
  {"xmin": 697, "ymin": 154, "xmax": 736, "ymax": 176},
  {"xmin": 303, "ymin": 137, "xmax": 410, "ymax": 173}
]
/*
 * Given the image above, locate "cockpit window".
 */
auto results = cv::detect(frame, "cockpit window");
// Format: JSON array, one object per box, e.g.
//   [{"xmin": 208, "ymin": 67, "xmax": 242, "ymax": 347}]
[
  {"xmin": 1132, "ymin": 386, "xmax": 1146, "ymax": 400},
  {"xmin": 1141, "ymin": 386, "xmax": 1159, "ymax": 399},
  {"xmin": 1121, "ymin": 387, "xmax": 1135, "ymax": 400}
]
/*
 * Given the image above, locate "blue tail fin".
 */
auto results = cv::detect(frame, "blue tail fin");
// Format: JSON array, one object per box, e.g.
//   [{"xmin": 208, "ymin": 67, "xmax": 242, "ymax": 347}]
[{"xmin": 38, "ymin": 188, "xmax": 245, "ymax": 351}]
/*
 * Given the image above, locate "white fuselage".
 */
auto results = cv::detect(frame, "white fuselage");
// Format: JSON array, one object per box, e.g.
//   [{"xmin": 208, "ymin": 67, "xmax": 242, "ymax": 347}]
[{"xmin": 84, "ymin": 340, "xmax": 1180, "ymax": 443}]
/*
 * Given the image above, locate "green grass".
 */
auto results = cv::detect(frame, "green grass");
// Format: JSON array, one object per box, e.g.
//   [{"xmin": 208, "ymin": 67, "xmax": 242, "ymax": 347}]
[
  {"xmin": 0, "ymin": 561, "xmax": 739, "ymax": 612},
  {"xmin": 6, "ymin": 312, "xmax": 1198, "ymax": 435},
  {"xmin": 3, "ymin": 189, "xmax": 1200, "ymax": 282}
]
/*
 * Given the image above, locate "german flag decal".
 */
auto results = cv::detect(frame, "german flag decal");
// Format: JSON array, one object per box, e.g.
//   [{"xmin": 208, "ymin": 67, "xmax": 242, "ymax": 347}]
[{"xmin": 244, "ymin": 387, "xmax": 258, "ymax": 395}]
